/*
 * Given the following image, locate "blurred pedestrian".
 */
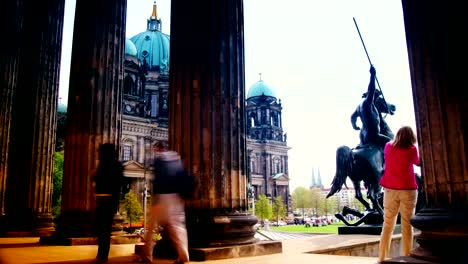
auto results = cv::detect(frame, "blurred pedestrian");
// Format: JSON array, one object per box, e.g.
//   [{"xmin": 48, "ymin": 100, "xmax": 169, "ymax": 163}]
[
  {"xmin": 92, "ymin": 143, "xmax": 124, "ymax": 264},
  {"xmin": 140, "ymin": 143, "xmax": 191, "ymax": 264},
  {"xmin": 378, "ymin": 126, "xmax": 420, "ymax": 262}
]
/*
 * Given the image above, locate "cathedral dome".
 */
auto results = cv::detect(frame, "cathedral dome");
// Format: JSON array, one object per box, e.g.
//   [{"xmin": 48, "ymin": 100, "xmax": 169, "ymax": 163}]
[
  {"xmin": 129, "ymin": 2, "xmax": 170, "ymax": 72},
  {"xmin": 246, "ymin": 79, "xmax": 277, "ymax": 99},
  {"xmin": 58, "ymin": 103, "xmax": 67, "ymax": 113},
  {"xmin": 125, "ymin": 38, "xmax": 137, "ymax": 56}
]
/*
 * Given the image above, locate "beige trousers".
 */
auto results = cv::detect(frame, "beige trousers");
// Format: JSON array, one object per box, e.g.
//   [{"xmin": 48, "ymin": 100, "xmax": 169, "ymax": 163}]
[
  {"xmin": 378, "ymin": 189, "xmax": 417, "ymax": 261},
  {"xmin": 141, "ymin": 193, "xmax": 189, "ymax": 263}
]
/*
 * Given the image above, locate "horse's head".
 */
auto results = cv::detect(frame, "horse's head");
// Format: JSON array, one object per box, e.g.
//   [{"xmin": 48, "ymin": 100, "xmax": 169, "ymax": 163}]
[{"xmin": 374, "ymin": 92, "xmax": 396, "ymax": 115}]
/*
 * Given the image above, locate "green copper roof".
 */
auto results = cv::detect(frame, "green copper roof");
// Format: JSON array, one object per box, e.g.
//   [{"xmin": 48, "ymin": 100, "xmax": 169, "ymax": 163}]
[
  {"xmin": 246, "ymin": 80, "xmax": 277, "ymax": 99},
  {"xmin": 272, "ymin": 173, "xmax": 285, "ymax": 179},
  {"xmin": 130, "ymin": 30, "xmax": 170, "ymax": 72},
  {"xmin": 125, "ymin": 38, "xmax": 138, "ymax": 56},
  {"xmin": 58, "ymin": 103, "xmax": 67, "ymax": 113},
  {"xmin": 129, "ymin": 4, "xmax": 169, "ymax": 72}
]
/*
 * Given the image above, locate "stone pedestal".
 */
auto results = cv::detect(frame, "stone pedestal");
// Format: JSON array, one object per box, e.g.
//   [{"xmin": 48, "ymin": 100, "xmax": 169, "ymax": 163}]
[
  {"xmin": 338, "ymin": 224, "xmax": 401, "ymax": 235},
  {"xmin": 189, "ymin": 240, "xmax": 282, "ymax": 261},
  {"xmin": 135, "ymin": 240, "xmax": 282, "ymax": 261}
]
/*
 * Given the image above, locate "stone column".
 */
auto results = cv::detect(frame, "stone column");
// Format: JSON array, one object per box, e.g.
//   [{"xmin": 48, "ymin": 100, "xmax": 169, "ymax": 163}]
[
  {"xmin": 169, "ymin": 0, "xmax": 257, "ymax": 247},
  {"xmin": 2, "ymin": 0, "xmax": 64, "ymax": 235},
  {"xmin": 139, "ymin": 137, "xmax": 145, "ymax": 164},
  {"xmin": 0, "ymin": 0, "xmax": 23, "ymax": 225},
  {"xmin": 56, "ymin": 0, "xmax": 126, "ymax": 238},
  {"xmin": 392, "ymin": 1, "xmax": 468, "ymax": 263}
]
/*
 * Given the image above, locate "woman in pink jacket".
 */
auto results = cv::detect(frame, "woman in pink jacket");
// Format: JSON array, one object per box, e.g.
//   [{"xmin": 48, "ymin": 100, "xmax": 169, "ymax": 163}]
[{"xmin": 378, "ymin": 126, "xmax": 420, "ymax": 262}]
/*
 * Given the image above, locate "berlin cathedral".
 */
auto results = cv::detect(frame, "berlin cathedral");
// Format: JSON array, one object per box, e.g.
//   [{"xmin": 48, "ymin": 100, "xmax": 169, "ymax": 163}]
[{"xmin": 119, "ymin": 3, "xmax": 290, "ymax": 211}]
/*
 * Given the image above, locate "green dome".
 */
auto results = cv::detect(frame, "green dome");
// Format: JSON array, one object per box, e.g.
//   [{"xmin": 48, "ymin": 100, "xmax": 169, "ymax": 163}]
[
  {"xmin": 130, "ymin": 30, "xmax": 170, "ymax": 72},
  {"xmin": 246, "ymin": 80, "xmax": 276, "ymax": 99},
  {"xmin": 125, "ymin": 38, "xmax": 137, "ymax": 56},
  {"xmin": 58, "ymin": 103, "xmax": 67, "ymax": 113}
]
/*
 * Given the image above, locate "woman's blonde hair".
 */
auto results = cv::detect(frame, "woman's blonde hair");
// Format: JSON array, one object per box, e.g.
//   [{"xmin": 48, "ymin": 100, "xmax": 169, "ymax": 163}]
[{"xmin": 392, "ymin": 126, "xmax": 417, "ymax": 148}]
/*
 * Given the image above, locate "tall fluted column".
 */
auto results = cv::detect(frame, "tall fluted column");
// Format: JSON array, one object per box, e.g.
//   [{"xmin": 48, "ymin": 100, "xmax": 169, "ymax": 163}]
[
  {"xmin": 170, "ymin": 0, "xmax": 257, "ymax": 247},
  {"xmin": 57, "ymin": 0, "xmax": 126, "ymax": 237},
  {"xmin": 0, "ymin": 0, "xmax": 23, "ymax": 226},
  {"xmin": 394, "ymin": 1, "xmax": 468, "ymax": 263},
  {"xmin": 2, "ymin": 0, "xmax": 64, "ymax": 235}
]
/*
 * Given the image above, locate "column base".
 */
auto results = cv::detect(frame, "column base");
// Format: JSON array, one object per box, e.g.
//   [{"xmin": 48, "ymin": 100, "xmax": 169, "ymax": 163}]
[
  {"xmin": 0, "ymin": 211, "xmax": 55, "ymax": 237},
  {"xmin": 186, "ymin": 210, "xmax": 258, "ymax": 247},
  {"xmin": 53, "ymin": 209, "xmax": 94, "ymax": 238},
  {"xmin": 134, "ymin": 240, "xmax": 282, "ymax": 261},
  {"xmin": 42, "ymin": 209, "xmax": 130, "ymax": 245}
]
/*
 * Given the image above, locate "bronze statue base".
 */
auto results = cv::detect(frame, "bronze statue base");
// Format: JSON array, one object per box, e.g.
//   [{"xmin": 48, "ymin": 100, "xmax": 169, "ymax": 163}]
[{"xmin": 338, "ymin": 224, "xmax": 401, "ymax": 235}]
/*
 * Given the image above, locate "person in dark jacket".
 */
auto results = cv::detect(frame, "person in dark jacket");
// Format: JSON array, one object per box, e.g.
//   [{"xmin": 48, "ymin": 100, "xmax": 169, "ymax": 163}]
[
  {"xmin": 140, "ymin": 144, "xmax": 190, "ymax": 264},
  {"xmin": 92, "ymin": 143, "xmax": 124, "ymax": 264}
]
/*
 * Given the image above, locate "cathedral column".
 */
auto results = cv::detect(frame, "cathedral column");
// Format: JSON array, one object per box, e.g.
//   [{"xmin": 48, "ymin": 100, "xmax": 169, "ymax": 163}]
[
  {"xmin": 0, "ymin": 0, "xmax": 22, "ymax": 225},
  {"xmin": 139, "ymin": 137, "xmax": 145, "ymax": 164},
  {"xmin": 56, "ymin": 0, "xmax": 126, "ymax": 238},
  {"xmin": 389, "ymin": 1, "xmax": 468, "ymax": 263},
  {"xmin": 169, "ymin": 0, "xmax": 257, "ymax": 247},
  {"xmin": 2, "ymin": 0, "xmax": 64, "ymax": 235}
]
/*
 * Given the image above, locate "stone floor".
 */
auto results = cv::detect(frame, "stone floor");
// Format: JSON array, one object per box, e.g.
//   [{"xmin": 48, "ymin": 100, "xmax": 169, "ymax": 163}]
[{"xmin": 0, "ymin": 233, "xmax": 385, "ymax": 264}]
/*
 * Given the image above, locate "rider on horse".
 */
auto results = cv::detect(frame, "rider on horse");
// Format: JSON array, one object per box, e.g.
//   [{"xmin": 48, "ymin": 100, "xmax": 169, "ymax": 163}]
[{"xmin": 351, "ymin": 65, "xmax": 393, "ymax": 149}]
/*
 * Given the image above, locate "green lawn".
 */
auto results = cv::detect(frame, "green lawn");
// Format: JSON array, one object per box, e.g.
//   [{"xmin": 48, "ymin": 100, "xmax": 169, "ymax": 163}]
[{"xmin": 267, "ymin": 222, "xmax": 345, "ymax": 234}]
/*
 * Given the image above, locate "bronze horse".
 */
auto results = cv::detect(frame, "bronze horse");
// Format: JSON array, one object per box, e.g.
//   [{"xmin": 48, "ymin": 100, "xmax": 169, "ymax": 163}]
[{"xmin": 326, "ymin": 94, "xmax": 396, "ymax": 219}]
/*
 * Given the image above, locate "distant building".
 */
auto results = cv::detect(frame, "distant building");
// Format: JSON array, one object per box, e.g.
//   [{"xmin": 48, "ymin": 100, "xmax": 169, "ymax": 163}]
[
  {"xmin": 309, "ymin": 168, "xmax": 367, "ymax": 209},
  {"xmin": 309, "ymin": 167, "xmax": 324, "ymax": 189},
  {"xmin": 246, "ymin": 75, "xmax": 291, "ymax": 212}
]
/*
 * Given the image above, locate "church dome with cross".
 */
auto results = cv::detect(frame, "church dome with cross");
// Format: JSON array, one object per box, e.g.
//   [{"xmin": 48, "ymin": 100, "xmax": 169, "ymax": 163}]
[
  {"xmin": 128, "ymin": 1, "xmax": 170, "ymax": 72},
  {"xmin": 246, "ymin": 74, "xmax": 277, "ymax": 99}
]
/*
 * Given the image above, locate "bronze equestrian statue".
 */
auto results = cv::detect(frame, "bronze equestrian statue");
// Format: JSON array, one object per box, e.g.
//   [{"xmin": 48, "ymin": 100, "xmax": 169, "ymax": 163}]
[{"xmin": 327, "ymin": 65, "xmax": 396, "ymax": 225}]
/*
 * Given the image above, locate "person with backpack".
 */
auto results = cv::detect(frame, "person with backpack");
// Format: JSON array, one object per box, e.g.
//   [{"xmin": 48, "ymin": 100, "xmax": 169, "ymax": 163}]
[{"xmin": 140, "ymin": 143, "xmax": 195, "ymax": 264}]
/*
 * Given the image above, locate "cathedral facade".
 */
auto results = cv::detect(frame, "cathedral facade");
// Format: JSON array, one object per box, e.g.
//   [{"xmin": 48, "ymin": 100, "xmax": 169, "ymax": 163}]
[{"xmin": 120, "ymin": 3, "xmax": 291, "ymax": 211}]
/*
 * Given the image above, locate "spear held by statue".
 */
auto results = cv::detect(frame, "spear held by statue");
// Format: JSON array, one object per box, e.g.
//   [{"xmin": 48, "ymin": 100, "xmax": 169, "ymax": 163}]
[{"xmin": 353, "ymin": 17, "xmax": 390, "ymax": 113}]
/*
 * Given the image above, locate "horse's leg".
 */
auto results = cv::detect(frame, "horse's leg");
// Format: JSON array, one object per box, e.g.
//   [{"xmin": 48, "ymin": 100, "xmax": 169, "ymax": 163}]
[
  {"xmin": 370, "ymin": 185, "xmax": 384, "ymax": 215},
  {"xmin": 353, "ymin": 181, "xmax": 371, "ymax": 211}
]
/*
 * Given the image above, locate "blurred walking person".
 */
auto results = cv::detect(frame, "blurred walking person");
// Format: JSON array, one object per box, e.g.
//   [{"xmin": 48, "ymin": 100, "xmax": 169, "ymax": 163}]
[{"xmin": 140, "ymin": 143, "xmax": 191, "ymax": 264}]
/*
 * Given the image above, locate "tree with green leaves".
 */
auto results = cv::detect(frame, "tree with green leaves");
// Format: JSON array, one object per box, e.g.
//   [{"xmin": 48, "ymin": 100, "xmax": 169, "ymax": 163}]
[
  {"xmin": 255, "ymin": 194, "xmax": 272, "ymax": 225},
  {"xmin": 55, "ymin": 111, "xmax": 67, "ymax": 151},
  {"xmin": 52, "ymin": 152, "xmax": 64, "ymax": 217},
  {"xmin": 309, "ymin": 188, "xmax": 322, "ymax": 217},
  {"xmin": 120, "ymin": 190, "xmax": 143, "ymax": 226},
  {"xmin": 272, "ymin": 196, "xmax": 287, "ymax": 225},
  {"xmin": 323, "ymin": 194, "xmax": 337, "ymax": 216},
  {"xmin": 292, "ymin": 187, "xmax": 311, "ymax": 221}
]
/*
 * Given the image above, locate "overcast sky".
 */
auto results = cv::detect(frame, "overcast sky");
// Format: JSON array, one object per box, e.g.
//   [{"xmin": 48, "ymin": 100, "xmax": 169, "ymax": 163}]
[{"xmin": 59, "ymin": 0, "xmax": 417, "ymax": 191}]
